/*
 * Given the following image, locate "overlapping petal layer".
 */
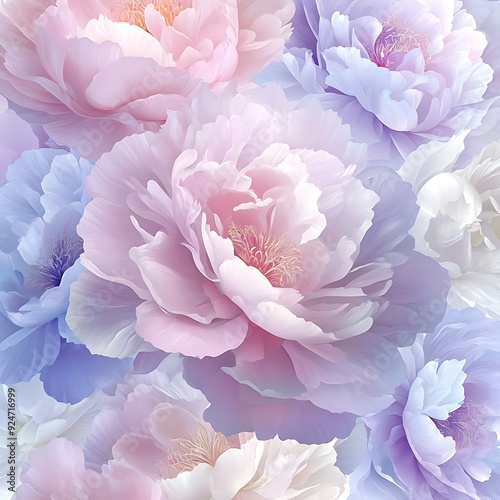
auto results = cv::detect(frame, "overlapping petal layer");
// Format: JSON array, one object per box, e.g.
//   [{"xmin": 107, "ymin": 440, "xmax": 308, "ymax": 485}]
[
  {"xmin": 0, "ymin": 0, "xmax": 294, "ymax": 158},
  {"xmin": 0, "ymin": 148, "xmax": 132, "ymax": 402},
  {"xmin": 258, "ymin": 0, "xmax": 496, "ymax": 167},
  {"xmin": 351, "ymin": 309, "xmax": 500, "ymax": 499},
  {"xmin": 68, "ymin": 85, "xmax": 449, "ymax": 442}
]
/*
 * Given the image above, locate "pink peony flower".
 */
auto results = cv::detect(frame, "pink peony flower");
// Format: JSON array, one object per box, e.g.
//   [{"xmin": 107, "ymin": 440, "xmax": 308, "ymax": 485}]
[
  {"xmin": 0, "ymin": 0, "xmax": 294, "ymax": 159},
  {"xmin": 16, "ymin": 357, "xmax": 348, "ymax": 499},
  {"xmin": 67, "ymin": 85, "xmax": 449, "ymax": 443}
]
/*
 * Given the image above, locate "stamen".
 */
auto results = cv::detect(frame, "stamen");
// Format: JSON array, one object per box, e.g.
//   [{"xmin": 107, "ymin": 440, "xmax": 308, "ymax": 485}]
[
  {"xmin": 113, "ymin": 0, "xmax": 183, "ymax": 31},
  {"xmin": 434, "ymin": 401, "xmax": 483, "ymax": 448},
  {"xmin": 369, "ymin": 16, "xmax": 430, "ymax": 69},
  {"xmin": 164, "ymin": 426, "xmax": 235, "ymax": 477},
  {"xmin": 29, "ymin": 237, "xmax": 83, "ymax": 292},
  {"xmin": 227, "ymin": 222, "xmax": 302, "ymax": 288}
]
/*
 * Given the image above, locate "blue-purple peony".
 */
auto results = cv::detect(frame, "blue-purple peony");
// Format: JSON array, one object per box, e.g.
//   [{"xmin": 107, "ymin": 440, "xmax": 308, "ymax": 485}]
[
  {"xmin": 258, "ymin": 0, "xmax": 496, "ymax": 167},
  {"xmin": 0, "ymin": 148, "xmax": 132, "ymax": 403},
  {"xmin": 350, "ymin": 308, "xmax": 500, "ymax": 499}
]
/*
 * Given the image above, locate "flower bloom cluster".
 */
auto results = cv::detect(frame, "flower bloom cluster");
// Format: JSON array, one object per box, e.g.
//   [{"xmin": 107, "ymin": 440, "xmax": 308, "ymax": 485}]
[
  {"xmin": 16, "ymin": 357, "xmax": 349, "ymax": 499},
  {"xmin": 259, "ymin": 0, "xmax": 496, "ymax": 166},
  {"xmin": 0, "ymin": 0, "xmax": 498, "ymax": 498}
]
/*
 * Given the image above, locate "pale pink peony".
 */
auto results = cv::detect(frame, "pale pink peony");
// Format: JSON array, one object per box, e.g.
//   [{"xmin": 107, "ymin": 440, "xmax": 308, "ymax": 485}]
[
  {"xmin": 16, "ymin": 357, "xmax": 348, "ymax": 499},
  {"xmin": 68, "ymin": 86, "xmax": 369, "ymax": 360},
  {"xmin": 67, "ymin": 85, "xmax": 449, "ymax": 442},
  {"xmin": 0, "ymin": 0, "xmax": 294, "ymax": 159}
]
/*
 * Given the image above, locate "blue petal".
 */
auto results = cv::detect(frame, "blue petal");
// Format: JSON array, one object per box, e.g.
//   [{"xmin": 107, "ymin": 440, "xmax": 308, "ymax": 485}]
[
  {"xmin": 184, "ymin": 352, "xmax": 357, "ymax": 444},
  {"xmin": 39, "ymin": 339, "xmax": 133, "ymax": 403},
  {"xmin": 0, "ymin": 319, "xmax": 60, "ymax": 384}
]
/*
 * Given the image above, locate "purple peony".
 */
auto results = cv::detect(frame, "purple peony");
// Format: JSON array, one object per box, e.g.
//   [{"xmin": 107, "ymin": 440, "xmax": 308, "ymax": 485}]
[
  {"xmin": 258, "ymin": 0, "xmax": 496, "ymax": 167},
  {"xmin": 457, "ymin": 0, "xmax": 500, "ymax": 167},
  {"xmin": 350, "ymin": 308, "xmax": 500, "ymax": 499}
]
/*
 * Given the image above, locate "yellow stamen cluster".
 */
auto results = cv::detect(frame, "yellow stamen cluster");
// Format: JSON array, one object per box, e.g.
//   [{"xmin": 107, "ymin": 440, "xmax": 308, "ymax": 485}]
[
  {"xmin": 228, "ymin": 222, "xmax": 302, "ymax": 288},
  {"xmin": 370, "ymin": 15, "xmax": 431, "ymax": 69},
  {"xmin": 113, "ymin": 0, "xmax": 183, "ymax": 31},
  {"xmin": 165, "ymin": 426, "xmax": 235, "ymax": 477}
]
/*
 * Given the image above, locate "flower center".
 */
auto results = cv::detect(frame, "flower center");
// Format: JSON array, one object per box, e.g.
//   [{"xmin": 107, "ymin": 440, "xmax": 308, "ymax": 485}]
[
  {"xmin": 433, "ymin": 401, "xmax": 483, "ymax": 448},
  {"xmin": 369, "ymin": 16, "xmax": 430, "ymax": 69},
  {"xmin": 30, "ymin": 237, "xmax": 83, "ymax": 292},
  {"xmin": 227, "ymin": 222, "xmax": 302, "ymax": 288},
  {"xmin": 113, "ymin": 0, "xmax": 183, "ymax": 31},
  {"xmin": 165, "ymin": 426, "xmax": 235, "ymax": 477}
]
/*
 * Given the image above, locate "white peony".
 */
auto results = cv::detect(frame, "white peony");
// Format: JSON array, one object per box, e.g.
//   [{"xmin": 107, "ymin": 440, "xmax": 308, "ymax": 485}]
[{"xmin": 398, "ymin": 133, "xmax": 500, "ymax": 317}]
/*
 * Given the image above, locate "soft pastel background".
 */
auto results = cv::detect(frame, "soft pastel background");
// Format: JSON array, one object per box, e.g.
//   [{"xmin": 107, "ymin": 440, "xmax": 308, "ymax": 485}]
[{"xmin": 1, "ymin": 0, "xmax": 500, "ymax": 498}]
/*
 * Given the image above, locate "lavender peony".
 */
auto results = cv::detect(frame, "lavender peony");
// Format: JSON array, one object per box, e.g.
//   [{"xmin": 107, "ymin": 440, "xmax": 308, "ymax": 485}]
[
  {"xmin": 350, "ymin": 308, "xmax": 500, "ymax": 499},
  {"xmin": 258, "ymin": 0, "xmax": 496, "ymax": 167}
]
